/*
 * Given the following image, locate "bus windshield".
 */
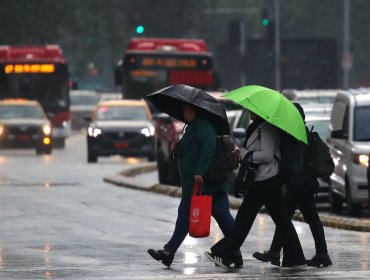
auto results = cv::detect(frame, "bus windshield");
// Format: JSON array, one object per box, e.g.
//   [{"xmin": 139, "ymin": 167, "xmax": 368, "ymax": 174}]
[{"xmin": 0, "ymin": 63, "xmax": 69, "ymax": 113}]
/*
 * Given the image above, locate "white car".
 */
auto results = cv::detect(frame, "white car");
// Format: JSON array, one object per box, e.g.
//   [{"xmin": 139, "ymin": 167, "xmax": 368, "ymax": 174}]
[{"xmin": 327, "ymin": 88, "xmax": 370, "ymax": 215}]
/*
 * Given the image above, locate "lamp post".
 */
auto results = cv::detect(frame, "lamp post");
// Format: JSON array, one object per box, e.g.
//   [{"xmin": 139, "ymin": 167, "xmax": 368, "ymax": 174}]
[
  {"xmin": 343, "ymin": 0, "xmax": 352, "ymax": 89},
  {"xmin": 274, "ymin": 0, "xmax": 281, "ymax": 91}
]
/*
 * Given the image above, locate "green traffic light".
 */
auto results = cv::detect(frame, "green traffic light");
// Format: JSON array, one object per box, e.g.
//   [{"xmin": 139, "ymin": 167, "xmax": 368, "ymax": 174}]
[
  {"xmin": 136, "ymin": 25, "xmax": 145, "ymax": 34},
  {"xmin": 262, "ymin": 18, "xmax": 270, "ymax": 27}
]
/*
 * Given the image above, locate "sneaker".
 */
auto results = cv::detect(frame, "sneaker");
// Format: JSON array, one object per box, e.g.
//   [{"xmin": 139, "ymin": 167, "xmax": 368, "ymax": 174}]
[
  {"xmin": 307, "ymin": 253, "xmax": 332, "ymax": 267},
  {"xmin": 147, "ymin": 248, "xmax": 174, "ymax": 267},
  {"xmin": 279, "ymin": 264, "xmax": 307, "ymax": 270},
  {"xmin": 204, "ymin": 251, "xmax": 232, "ymax": 270},
  {"xmin": 253, "ymin": 250, "xmax": 280, "ymax": 266}
]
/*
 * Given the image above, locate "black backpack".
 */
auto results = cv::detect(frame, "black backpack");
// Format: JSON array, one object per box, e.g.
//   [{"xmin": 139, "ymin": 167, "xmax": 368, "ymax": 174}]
[
  {"xmin": 204, "ymin": 135, "xmax": 239, "ymax": 183},
  {"xmin": 279, "ymin": 130, "xmax": 306, "ymax": 175},
  {"xmin": 307, "ymin": 126, "xmax": 335, "ymax": 178}
]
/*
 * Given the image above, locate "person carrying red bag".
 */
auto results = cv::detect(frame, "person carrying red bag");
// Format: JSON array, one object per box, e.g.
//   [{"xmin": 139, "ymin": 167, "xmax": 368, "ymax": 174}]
[{"xmin": 147, "ymin": 103, "xmax": 243, "ymax": 268}]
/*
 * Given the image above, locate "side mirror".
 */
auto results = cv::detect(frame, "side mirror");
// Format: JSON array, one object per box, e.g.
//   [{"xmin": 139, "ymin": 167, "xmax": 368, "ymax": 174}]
[{"xmin": 331, "ymin": 129, "xmax": 348, "ymax": 139}]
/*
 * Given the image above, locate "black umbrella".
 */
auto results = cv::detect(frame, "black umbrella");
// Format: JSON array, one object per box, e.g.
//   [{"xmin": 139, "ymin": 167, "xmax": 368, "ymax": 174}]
[{"xmin": 147, "ymin": 84, "xmax": 230, "ymax": 135}]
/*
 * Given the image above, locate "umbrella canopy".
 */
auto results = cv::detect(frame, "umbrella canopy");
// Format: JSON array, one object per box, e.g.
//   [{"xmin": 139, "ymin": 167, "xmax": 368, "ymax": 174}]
[
  {"xmin": 147, "ymin": 84, "xmax": 230, "ymax": 135},
  {"xmin": 223, "ymin": 85, "xmax": 307, "ymax": 144}
]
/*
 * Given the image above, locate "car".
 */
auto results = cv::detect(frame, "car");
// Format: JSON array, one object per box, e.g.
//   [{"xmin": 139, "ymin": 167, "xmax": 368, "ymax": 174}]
[
  {"xmin": 286, "ymin": 89, "xmax": 338, "ymax": 104},
  {"xmin": 70, "ymin": 90, "xmax": 101, "ymax": 130},
  {"xmin": 86, "ymin": 99, "xmax": 155, "ymax": 163},
  {"xmin": 327, "ymin": 88, "xmax": 370, "ymax": 215},
  {"xmin": 301, "ymin": 103, "xmax": 333, "ymax": 116},
  {"xmin": 305, "ymin": 114, "xmax": 331, "ymax": 199},
  {"xmin": 228, "ymin": 109, "xmax": 250, "ymax": 148},
  {"xmin": 0, "ymin": 99, "xmax": 52, "ymax": 155},
  {"xmin": 98, "ymin": 92, "xmax": 123, "ymax": 101}
]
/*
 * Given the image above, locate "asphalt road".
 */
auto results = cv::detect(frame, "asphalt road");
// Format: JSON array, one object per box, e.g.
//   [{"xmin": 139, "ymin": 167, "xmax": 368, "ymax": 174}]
[{"xmin": 0, "ymin": 132, "xmax": 369, "ymax": 279}]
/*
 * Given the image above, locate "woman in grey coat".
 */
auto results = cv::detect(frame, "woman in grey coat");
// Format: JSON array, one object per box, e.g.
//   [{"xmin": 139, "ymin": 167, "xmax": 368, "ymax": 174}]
[{"xmin": 205, "ymin": 112, "xmax": 306, "ymax": 269}]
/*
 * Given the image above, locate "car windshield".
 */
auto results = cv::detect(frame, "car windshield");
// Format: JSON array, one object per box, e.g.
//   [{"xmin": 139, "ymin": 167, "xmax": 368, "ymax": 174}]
[
  {"xmin": 70, "ymin": 94, "xmax": 100, "ymax": 105},
  {"xmin": 96, "ymin": 105, "xmax": 148, "ymax": 121},
  {"xmin": 0, "ymin": 105, "xmax": 45, "ymax": 119},
  {"xmin": 354, "ymin": 105, "xmax": 370, "ymax": 141},
  {"xmin": 306, "ymin": 119, "xmax": 330, "ymax": 140}
]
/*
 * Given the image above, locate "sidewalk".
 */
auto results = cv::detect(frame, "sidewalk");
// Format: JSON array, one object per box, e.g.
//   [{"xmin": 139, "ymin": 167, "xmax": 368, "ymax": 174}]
[{"xmin": 104, "ymin": 162, "xmax": 370, "ymax": 232}]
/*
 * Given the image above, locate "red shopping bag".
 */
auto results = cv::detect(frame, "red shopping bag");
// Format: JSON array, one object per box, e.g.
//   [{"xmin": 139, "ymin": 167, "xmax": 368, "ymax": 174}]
[{"xmin": 189, "ymin": 182, "xmax": 212, "ymax": 238}]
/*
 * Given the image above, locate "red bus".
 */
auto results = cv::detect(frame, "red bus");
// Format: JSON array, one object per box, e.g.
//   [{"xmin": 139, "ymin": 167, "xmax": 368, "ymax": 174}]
[
  {"xmin": 115, "ymin": 38, "xmax": 215, "ymax": 99},
  {"xmin": 0, "ymin": 45, "xmax": 70, "ymax": 147}
]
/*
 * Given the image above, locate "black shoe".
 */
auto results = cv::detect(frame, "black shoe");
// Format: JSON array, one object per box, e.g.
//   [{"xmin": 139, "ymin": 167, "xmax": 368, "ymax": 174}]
[
  {"xmin": 147, "ymin": 249, "xmax": 174, "ymax": 267},
  {"xmin": 233, "ymin": 255, "xmax": 243, "ymax": 269},
  {"xmin": 307, "ymin": 253, "xmax": 332, "ymax": 267},
  {"xmin": 253, "ymin": 250, "xmax": 280, "ymax": 266},
  {"xmin": 204, "ymin": 251, "xmax": 233, "ymax": 270}
]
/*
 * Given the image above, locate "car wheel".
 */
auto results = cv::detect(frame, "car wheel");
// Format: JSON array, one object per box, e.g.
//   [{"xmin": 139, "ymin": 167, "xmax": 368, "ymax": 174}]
[
  {"xmin": 329, "ymin": 186, "xmax": 343, "ymax": 213},
  {"xmin": 345, "ymin": 181, "xmax": 362, "ymax": 216},
  {"xmin": 35, "ymin": 148, "xmax": 42, "ymax": 155},
  {"xmin": 147, "ymin": 153, "xmax": 156, "ymax": 162},
  {"xmin": 88, "ymin": 151, "xmax": 98, "ymax": 163},
  {"xmin": 157, "ymin": 150, "xmax": 170, "ymax": 184},
  {"xmin": 168, "ymin": 161, "xmax": 181, "ymax": 186}
]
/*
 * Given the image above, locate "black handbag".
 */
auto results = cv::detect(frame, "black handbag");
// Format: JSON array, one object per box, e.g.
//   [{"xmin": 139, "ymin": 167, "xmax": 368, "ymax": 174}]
[{"xmin": 234, "ymin": 152, "xmax": 258, "ymax": 197}]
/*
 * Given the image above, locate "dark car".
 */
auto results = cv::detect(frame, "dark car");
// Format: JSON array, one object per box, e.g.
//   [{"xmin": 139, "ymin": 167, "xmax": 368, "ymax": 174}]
[
  {"xmin": 0, "ymin": 99, "xmax": 52, "ymax": 155},
  {"xmin": 70, "ymin": 90, "xmax": 101, "ymax": 130},
  {"xmin": 87, "ymin": 100, "xmax": 155, "ymax": 163}
]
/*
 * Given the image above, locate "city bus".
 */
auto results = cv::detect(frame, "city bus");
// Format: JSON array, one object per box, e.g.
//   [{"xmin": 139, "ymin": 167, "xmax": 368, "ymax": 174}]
[
  {"xmin": 115, "ymin": 38, "xmax": 216, "ymax": 99},
  {"xmin": 0, "ymin": 45, "xmax": 71, "ymax": 147}
]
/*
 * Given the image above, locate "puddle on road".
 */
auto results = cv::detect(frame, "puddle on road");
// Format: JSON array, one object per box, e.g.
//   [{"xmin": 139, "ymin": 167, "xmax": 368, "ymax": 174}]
[{"xmin": 0, "ymin": 182, "xmax": 80, "ymax": 188}]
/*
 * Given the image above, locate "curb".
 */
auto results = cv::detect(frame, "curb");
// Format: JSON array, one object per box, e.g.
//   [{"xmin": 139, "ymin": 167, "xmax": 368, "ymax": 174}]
[{"xmin": 104, "ymin": 163, "xmax": 370, "ymax": 232}]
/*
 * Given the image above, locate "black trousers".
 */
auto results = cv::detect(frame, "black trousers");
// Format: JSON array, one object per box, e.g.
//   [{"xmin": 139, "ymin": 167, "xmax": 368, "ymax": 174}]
[
  {"xmin": 270, "ymin": 191, "xmax": 328, "ymax": 255},
  {"xmin": 211, "ymin": 174, "xmax": 306, "ymax": 267}
]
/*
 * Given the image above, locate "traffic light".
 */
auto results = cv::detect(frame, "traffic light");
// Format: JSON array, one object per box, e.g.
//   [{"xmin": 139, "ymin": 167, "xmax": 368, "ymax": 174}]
[
  {"xmin": 260, "ymin": 7, "xmax": 274, "ymax": 44},
  {"xmin": 136, "ymin": 25, "xmax": 145, "ymax": 34},
  {"xmin": 261, "ymin": 7, "xmax": 270, "ymax": 27}
]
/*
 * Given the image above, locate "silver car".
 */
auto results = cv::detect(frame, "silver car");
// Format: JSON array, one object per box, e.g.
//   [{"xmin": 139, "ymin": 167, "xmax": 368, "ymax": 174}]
[{"xmin": 327, "ymin": 88, "xmax": 370, "ymax": 215}]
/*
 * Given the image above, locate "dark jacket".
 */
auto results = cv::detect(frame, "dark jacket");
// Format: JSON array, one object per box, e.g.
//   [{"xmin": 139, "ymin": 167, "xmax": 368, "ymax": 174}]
[
  {"xmin": 178, "ymin": 118, "xmax": 230, "ymax": 197},
  {"xmin": 285, "ymin": 130, "xmax": 320, "ymax": 195}
]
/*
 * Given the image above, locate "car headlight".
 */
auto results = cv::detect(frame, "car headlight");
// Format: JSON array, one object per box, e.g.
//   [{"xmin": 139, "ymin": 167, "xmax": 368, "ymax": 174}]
[
  {"xmin": 0, "ymin": 123, "xmax": 4, "ymax": 136},
  {"xmin": 141, "ymin": 126, "xmax": 155, "ymax": 137},
  {"xmin": 42, "ymin": 124, "xmax": 52, "ymax": 135},
  {"xmin": 353, "ymin": 153, "xmax": 369, "ymax": 167},
  {"xmin": 88, "ymin": 127, "xmax": 102, "ymax": 137}
]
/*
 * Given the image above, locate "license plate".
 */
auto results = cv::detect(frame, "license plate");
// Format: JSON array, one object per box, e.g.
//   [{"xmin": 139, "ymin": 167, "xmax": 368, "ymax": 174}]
[
  {"xmin": 114, "ymin": 141, "xmax": 129, "ymax": 148},
  {"xmin": 17, "ymin": 135, "xmax": 31, "ymax": 141}
]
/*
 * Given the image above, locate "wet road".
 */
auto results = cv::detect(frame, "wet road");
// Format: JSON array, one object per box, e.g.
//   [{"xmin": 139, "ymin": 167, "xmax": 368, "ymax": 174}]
[{"xmin": 0, "ymin": 133, "xmax": 369, "ymax": 279}]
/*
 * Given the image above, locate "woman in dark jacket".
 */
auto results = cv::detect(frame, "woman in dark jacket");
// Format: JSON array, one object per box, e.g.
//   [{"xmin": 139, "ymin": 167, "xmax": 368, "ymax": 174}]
[
  {"xmin": 205, "ymin": 111, "xmax": 307, "ymax": 269},
  {"xmin": 148, "ymin": 103, "xmax": 242, "ymax": 268}
]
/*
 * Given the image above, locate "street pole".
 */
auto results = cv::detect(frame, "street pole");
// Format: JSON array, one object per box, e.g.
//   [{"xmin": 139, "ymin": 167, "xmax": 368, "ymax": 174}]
[
  {"xmin": 240, "ymin": 21, "xmax": 246, "ymax": 86},
  {"xmin": 274, "ymin": 0, "xmax": 281, "ymax": 91},
  {"xmin": 343, "ymin": 0, "xmax": 351, "ymax": 89}
]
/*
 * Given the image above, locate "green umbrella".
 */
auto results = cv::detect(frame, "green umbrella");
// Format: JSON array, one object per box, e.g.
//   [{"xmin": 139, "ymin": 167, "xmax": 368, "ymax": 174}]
[{"xmin": 224, "ymin": 85, "xmax": 307, "ymax": 144}]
